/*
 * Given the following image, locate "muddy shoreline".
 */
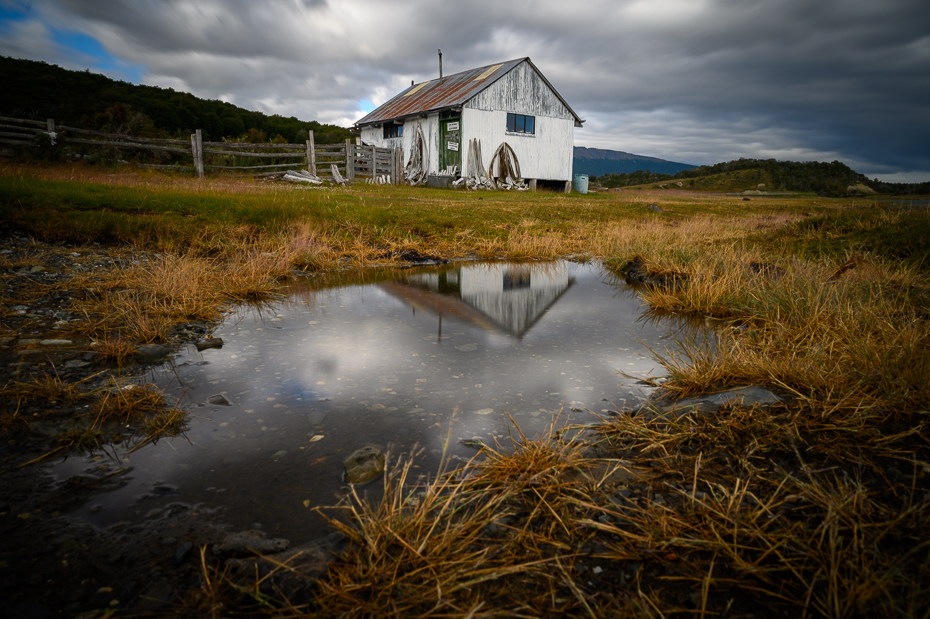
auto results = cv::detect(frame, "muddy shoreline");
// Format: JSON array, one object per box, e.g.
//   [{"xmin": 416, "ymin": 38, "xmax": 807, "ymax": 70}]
[{"xmin": 0, "ymin": 234, "xmax": 238, "ymax": 616}]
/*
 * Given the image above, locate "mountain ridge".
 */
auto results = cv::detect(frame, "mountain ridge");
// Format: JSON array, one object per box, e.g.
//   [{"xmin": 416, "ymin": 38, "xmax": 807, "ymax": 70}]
[{"xmin": 573, "ymin": 146, "xmax": 695, "ymax": 176}]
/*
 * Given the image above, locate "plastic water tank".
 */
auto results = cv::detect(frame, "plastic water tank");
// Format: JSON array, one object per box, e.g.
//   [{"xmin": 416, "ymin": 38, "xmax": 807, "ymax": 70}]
[{"xmin": 573, "ymin": 174, "xmax": 589, "ymax": 194}]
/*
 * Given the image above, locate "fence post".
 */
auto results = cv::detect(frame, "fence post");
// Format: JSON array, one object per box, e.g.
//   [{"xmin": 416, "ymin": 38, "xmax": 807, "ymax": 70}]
[
  {"xmin": 345, "ymin": 138, "xmax": 354, "ymax": 182},
  {"xmin": 393, "ymin": 147, "xmax": 403, "ymax": 185},
  {"xmin": 370, "ymin": 144, "xmax": 377, "ymax": 180},
  {"xmin": 191, "ymin": 129, "xmax": 204, "ymax": 178},
  {"xmin": 306, "ymin": 130, "xmax": 316, "ymax": 175}
]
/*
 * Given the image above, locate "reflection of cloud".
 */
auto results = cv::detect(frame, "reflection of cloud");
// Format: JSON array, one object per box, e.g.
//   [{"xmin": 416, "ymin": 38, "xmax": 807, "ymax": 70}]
[
  {"xmin": 314, "ymin": 357, "xmax": 339, "ymax": 375},
  {"xmin": 71, "ymin": 260, "xmax": 685, "ymax": 542}
]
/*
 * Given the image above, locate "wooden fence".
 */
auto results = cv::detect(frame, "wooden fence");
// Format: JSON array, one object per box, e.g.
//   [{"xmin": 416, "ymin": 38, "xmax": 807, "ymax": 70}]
[{"xmin": 0, "ymin": 116, "xmax": 402, "ymax": 184}]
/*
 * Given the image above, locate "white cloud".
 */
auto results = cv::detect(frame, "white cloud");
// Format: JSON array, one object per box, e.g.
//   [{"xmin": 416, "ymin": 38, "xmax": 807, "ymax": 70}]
[{"xmin": 4, "ymin": 0, "xmax": 928, "ymax": 180}]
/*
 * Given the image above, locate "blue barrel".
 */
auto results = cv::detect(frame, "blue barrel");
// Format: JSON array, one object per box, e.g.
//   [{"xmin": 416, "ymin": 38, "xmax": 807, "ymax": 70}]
[{"xmin": 573, "ymin": 174, "xmax": 589, "ymax": 194}]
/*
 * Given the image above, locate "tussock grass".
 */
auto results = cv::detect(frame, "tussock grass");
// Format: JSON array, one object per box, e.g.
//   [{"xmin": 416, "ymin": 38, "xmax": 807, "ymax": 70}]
[
  {"xmin": 6, "ymin": 163, "xmax": 929, "ymax": 615},
  {"xmin": 0, "ymin": 374, "xmax": 184, "ymax": 460},
  {"xmin": 618, "ymin": 241, "xmax": 930, "ymax": 411}
]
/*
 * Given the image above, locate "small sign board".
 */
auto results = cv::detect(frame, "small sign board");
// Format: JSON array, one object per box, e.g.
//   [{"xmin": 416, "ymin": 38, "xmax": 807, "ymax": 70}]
[
  {"xmin": 447, "ymin": 121, "xmax": 460, "ymax": 131},
  {"xmin": 447, "ymin": 141, "xmax": 459, "ymax": 151}
]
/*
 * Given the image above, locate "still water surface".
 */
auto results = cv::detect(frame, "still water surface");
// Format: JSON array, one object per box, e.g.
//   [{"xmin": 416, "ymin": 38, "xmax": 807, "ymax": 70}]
[{"xmin": 56, "ymin": 261, "xmax": 698, "ymax": 542}]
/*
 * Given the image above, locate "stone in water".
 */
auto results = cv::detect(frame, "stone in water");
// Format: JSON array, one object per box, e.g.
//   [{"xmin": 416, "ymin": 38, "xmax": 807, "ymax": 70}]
[{"xmin": 343, "ymin": 446, "xmax": 385, "ymax": 484}]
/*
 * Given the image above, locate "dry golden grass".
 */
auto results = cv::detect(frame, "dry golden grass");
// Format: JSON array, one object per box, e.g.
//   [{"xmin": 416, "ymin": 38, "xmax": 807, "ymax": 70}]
[
  {"xmin": 180, "ymin": 404, "xmax": 928, "ymax": 618},
  {"xmin": 623, "ymin": 241, "xmax": 930, "ymax": 412}
]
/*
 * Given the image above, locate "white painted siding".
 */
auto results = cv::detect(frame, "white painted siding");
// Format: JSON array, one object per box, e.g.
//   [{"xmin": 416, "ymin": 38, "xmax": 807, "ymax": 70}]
[
  {"xmin": 462, "ymin": 108, "xmax": 574, "ymax": 181},
  {"xmin": 360, "ymin": 60, "xmax": 577, "ymax": 180},
  {"xmin": 466, "ymin": 60, "xmax": 573, "ymax": 120},
  {"xmin": 360, "ymin": 125, "xmax": 403, "ymax": 150},
  {"xmin": 360, "ymin": 125, "xmax": 382, "ymax": 146},
  {"xmin": 462, "ymin": 60, "xmax": 575, "ymax": 181},
  {"xmin": 399, "ymin": 114, "xmax": 440, "ymax": 171}
]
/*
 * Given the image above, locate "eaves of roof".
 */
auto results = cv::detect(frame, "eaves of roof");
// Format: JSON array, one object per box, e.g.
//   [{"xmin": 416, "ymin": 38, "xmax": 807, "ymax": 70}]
[{"xmin": 354, "ymin": 57, "xmax": 583, "ymax": 128}]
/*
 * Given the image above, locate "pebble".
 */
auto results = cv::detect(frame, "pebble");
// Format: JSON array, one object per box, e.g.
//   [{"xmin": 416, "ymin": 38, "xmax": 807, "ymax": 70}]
[
  {"xmin": 173, "ymin": 541, "xmax": 193, "ymax": 566},
  {"xmin": 135, "ymin": 343, "xmax": 170, "ymax": 362},
  {"xmin": 196, "ymin": 338, "xmax": 224, "ymax": 351}
]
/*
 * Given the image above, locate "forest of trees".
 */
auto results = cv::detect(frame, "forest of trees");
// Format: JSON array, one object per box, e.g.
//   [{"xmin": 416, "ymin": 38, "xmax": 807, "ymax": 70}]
[
  {"xmin": 0, "ymin": 56, "xmax": 353, "ymax": 144},
  {"xmin": 592, "ymin": 158, "xmax": 929, "ymax": 196}
]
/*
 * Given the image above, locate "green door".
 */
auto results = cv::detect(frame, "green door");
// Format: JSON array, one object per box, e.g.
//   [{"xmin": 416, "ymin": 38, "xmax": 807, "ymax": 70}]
[{"xmin": 440, "ymin": 117, "xmax": 461, "ymax": 174}]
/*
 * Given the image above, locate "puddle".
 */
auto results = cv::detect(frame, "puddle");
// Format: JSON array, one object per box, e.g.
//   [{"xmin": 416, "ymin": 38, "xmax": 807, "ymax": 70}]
[{"xmin": 53, "ymin": 261, "xmax": 704, "ymax": 542}]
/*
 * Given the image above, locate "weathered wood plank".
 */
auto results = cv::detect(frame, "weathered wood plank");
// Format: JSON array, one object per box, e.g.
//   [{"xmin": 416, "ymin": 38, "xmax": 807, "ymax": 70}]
[
  {"xmin": 61, "ymin": 138, "xmax": 191, "ymax": 154},
  {"xmin": 307, "ymin": 131, "xmax": 316, "ymax": 175},
  {"xmin": 59, "ymin": 125, "xmax": 191, "ymax": 145},
  {"xmin": 201, "ymin": 148, "xmax": 307, "ymax": 158},
  {"xmin": 0, "ymin": 124, "xmax": 41, "ymax": 133},
  {"xmin": 0, "ymin": 131, "xmax": 39, "ymax": 140},
  {"xmin": 205, "ymin": 162, "xmax": 310, "ymax": 170},
  {"xmin": 201, "ymin": 141, "xmax": 304, "ymax": 150},
  {"xmin": 0, "ymin": 116, "xmax": 47, "ymax": 127},
  {"xmin": 137, "ymin": 163, "xmax": 194, "ymax": 170},
  {"xmin": 192, "ymin": 130, "xmax": 204, "ymax": 179}
]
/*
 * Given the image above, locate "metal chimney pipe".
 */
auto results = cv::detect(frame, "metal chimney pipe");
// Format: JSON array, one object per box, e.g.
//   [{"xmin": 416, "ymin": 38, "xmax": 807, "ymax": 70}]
[{"xmin": 438, "ymin": 49, "xmax": 443, "ymax": 80}]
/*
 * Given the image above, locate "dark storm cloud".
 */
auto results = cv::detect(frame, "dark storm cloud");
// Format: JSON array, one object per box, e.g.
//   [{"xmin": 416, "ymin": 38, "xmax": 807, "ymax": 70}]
[{"xmin": 4, "ymin": 0, "xmax": 928, "ymax": 179}]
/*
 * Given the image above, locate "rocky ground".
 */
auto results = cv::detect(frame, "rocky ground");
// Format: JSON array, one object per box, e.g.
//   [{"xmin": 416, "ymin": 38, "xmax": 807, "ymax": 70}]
[{"xmin": 0, "ymin": 234, "xmax": 254, "ymax": 618}]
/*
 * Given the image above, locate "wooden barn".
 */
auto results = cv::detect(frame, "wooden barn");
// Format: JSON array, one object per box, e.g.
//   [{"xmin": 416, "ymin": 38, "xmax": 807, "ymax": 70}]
[{"xmin": 353, "ymin": 57, "xmax": 583, "ymax": 191}]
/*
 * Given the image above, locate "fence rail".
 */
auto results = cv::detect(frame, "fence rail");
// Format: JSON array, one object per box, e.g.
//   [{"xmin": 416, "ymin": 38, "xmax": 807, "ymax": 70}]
[{"xmin": 0, "ymin": 115, "xmax": 402, "ymax": 184}]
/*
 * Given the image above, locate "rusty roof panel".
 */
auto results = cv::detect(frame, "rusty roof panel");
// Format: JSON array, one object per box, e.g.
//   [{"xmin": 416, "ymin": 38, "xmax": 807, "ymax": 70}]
[{"xmin": 355, "ymin": 58, "xmax": 528, "ymax": 126}]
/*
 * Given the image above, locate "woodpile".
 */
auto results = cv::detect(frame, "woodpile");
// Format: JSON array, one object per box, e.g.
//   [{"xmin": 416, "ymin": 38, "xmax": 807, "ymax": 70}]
[
  {"xmin": 282, "ymin": 170, "xmax": 323, "ymax": 184},
  {"xmin": 404, "ymin": 126, "xmax": 429, "ymax": 185},
  {"xmin": 489, "ymin": 142, "xmax": 528, "ymax": 190},
  {"xmin": 331, "ymin": 164, "xmax": 348, "ymax": 186},
  {"xmin": 459, "ymin": 139, "xmax": 527, "ymax": 190}
]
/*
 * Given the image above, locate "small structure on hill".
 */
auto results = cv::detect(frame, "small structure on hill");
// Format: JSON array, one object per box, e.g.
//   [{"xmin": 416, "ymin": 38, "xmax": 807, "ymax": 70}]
[{"xmin": 353, "ymin": 57, "xmax": 583, "ymax": 192}]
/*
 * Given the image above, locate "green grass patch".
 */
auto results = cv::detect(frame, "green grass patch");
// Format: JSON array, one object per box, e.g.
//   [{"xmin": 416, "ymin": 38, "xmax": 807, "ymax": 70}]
[{"xmin": 760, "ymin": 206, "xmax": 930, "ymax": 267}]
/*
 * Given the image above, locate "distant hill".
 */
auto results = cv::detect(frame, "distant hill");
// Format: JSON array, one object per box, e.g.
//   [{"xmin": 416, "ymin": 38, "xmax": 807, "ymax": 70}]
[
  {"xmin": 605, "ymin": 157, "xmax": 930, "ymax": 197},
  {"xmin": 675, "ymin": 158, "xmax": 930, "ymax": 197},
  {"xmin": 0, "ymin": 56, "xmax": 352, "ymax": 143},
  {"xmin": 573, "ymin": 146, "xmax": 695, "ymax": 177}
]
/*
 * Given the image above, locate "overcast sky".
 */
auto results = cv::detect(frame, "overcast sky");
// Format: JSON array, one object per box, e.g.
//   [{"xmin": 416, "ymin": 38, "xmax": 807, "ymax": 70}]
[{"xmin": 2, "ymin": 0, "xmax": 928, "ymax": 181}]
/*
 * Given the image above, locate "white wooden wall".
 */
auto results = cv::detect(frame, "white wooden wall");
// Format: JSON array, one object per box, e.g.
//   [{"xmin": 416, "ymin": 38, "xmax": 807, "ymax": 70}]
[
  {"xmin": 464, "ymin": 60, "xmax": 575, "ymax": 181},
  {"xmin": 462, "ymin": 108, "xmax": 574, "ymax": 181},
  {"xmin": 466, "ymin": 61, "xmax": 574, "ymax": 120},
  {"xmin": 359, "ymin": 59, "xmax": 577, "ymax": 181}
]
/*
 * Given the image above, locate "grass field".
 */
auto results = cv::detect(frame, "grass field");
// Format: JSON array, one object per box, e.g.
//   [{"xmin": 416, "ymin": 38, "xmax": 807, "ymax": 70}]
[{"xmin": 2, "ymin": 162, "xmax": 929, "ymax": 617}]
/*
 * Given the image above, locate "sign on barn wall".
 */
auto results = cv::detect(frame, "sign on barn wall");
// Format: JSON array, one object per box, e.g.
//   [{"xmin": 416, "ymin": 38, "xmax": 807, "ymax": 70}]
[{"xmin": 440, "ymin": 117, "xmax": 461, "ymax": 172}]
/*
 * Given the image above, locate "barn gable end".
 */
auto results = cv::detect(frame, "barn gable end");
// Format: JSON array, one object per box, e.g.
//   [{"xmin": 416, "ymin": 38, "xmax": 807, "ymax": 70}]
[{"xmin": 465, "ymin": 60, "xmax": 574, "ymax": 121}]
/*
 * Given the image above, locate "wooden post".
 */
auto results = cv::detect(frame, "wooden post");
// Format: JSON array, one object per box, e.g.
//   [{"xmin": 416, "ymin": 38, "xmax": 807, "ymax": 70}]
[
  {"xmin": 306, "ymin": 130, "xmax": 316, "ymax": 175},
  {"xmin": 191, "ymin": 129, "xmax": 204, "ymax": 178},
  {"xmin": 393, "ymin": 147, "xmax": 402, "ymax": 185},
  {"xmin": 345, "ymin": 138, "xmax": 354, "ymax": 182},
  {"xmin": 370, "ymin": 144, "xmax": 377, "ymax": 179},
  {"xmin": 46, "ymin": 118, "xmax": 55, "ymax": 133}
]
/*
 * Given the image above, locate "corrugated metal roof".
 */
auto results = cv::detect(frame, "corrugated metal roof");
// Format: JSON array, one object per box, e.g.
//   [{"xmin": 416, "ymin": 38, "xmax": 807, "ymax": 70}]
[{"xmin": 354, "ymin": 57, "xmax": 583, "ymax": 127}]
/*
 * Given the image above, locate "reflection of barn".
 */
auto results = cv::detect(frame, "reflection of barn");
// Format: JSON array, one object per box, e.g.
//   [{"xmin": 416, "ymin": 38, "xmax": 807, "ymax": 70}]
[
  {"xmin": 354, "ymin": 58, "xmax": 584, "ymax": 192},
  {"xmin": 381, "ymin": 263, "xmax": 574, "ymax": 337}
]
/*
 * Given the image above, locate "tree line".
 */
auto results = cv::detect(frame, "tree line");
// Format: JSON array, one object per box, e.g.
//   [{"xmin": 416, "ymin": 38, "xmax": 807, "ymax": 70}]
[
  {"xmin": 0, "ymin": 56, "xmax": 353, "ymax": 144},
  {"xmin": 591, "ymin": 158, "xmax": 929, "ymax": 197}
]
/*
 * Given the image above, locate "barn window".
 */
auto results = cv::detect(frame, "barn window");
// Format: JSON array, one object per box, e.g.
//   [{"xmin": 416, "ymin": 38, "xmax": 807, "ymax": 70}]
[
  {"xmin": 506, "ymin": 113, "xmax": 535, "ymax": 135},
  {"xmin": 383, "ymin": 123, "xmax": 403, "ymax": 139}
]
